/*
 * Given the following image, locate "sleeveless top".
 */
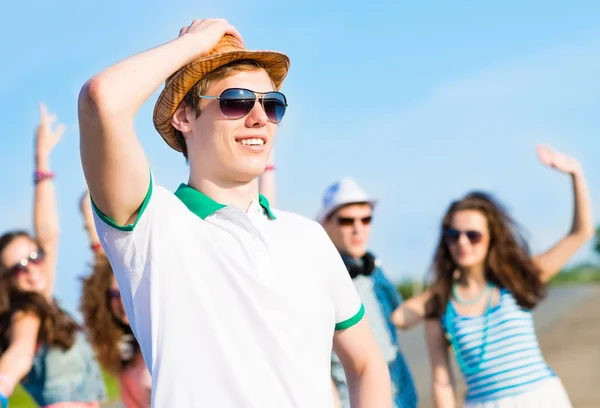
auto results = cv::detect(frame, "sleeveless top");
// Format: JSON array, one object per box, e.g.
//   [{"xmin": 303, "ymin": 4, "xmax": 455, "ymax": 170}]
[
  {"xmin": 21, "ymin": 330, "xmax": 107, "ymax": 406},
  {"xmin": 441, "ymin": 287, "xmax": 555, "ymax": 403}
]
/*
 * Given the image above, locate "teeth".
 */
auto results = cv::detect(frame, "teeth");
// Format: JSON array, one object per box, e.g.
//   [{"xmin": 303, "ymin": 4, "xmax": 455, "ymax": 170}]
[{"xmin": 240, "ymin": 138, "xmax": 264, "ymax": 146}]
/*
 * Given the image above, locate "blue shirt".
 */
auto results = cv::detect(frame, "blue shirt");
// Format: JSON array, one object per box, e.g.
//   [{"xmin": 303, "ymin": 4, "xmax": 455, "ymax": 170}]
[
  {"xmin": 21, "ymin": 331, "xmax": 107, "ymax": 406},
  {"xmin": 331, "ymin": 255, "xmax": 418, "ymax": 408}
]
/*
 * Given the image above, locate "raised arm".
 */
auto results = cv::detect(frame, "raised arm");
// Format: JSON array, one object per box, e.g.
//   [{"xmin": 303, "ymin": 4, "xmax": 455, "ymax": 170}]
[
  {"xmin": 79, "ymin": 191, "xmax": 103, "ymax": 256},
  {"xmin": 391, "ymin": 289, "xmax": 432, "ymax": 330},
  {"xmin": 78, "ymin": 19, "xmax": 243, "ymax": 226},
  {"xmin": 333, "ymin": 319, "xmax": 393, "ymax": 408},
  {"xmin": 34, "ymin": 103, "xmax": 64, "ymax": 298},
  {"xmin": 532, "ymin": 145, "xmax": 595, "ymax": 282},
  {"xmin": 425, "ymin": 320, "xmax": 456, "ymax": 408},
  {"xmin": 258, "ymin": 149, "xmax": 276, "ymax": 206},
  {"xmin": 0, "ymin": 312, "xmax": 41, "ymax": 402}
]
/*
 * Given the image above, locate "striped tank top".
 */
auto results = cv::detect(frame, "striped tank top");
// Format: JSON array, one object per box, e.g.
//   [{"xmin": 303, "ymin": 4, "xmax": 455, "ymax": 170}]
[{"xmin": 441, "ymin": 287, "xmax": 555, "ymax": 403}]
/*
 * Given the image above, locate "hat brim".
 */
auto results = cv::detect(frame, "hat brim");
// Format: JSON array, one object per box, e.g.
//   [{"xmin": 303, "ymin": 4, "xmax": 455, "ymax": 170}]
[
  {"xmin": 317, "ymin": 199, "xmax": 378, "ymax": 224},
  {"xmin": 153, "ymin": 50, "xmax": 290, "ymax": 152}
]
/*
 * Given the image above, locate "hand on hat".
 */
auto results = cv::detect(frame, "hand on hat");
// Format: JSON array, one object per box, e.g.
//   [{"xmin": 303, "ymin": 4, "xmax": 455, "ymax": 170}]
[
  {"xmin": 177, "ymin": 18, "xmax": 244, "ymax": 57},
  {"xmin": 35, "ymin": 102, "xmax": 65, "ymax": 158}
]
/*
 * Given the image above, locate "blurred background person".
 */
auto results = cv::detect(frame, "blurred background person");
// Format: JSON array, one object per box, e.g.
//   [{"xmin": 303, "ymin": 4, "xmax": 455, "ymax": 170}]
[
  {"xmin": 0, "ymin": 104, "xmax": 106, "ymax": 407},
  {"xmin": 80, "ymin": 192, "xmax": 151, "ymax": 408},
  {"xmin": 319, "ymin": 178, "xmax": 418, "ymax": 408},
  {"xmin": 423, "ymin": 146, "xmax": 593, "ymax": 407}
]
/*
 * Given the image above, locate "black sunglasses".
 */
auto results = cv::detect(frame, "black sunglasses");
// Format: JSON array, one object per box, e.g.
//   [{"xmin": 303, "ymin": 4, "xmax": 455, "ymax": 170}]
[
  {"xmin": 198, "ymin": 88, "xmax": 287, "ymax": 123},
  {"xmin": 6, "ymin": 250, "xmax": 45, "ymax": 277},
  {"xmin": 106, "ymin": 288, "xmax": 121, "ymax": 300},
  {"xmin": 444, "ymin": 228, "xmax": 483, "ymax": 245},
  {"xmin": 337, "ymin": 216, "xmax": 373, "ymax": 227}
]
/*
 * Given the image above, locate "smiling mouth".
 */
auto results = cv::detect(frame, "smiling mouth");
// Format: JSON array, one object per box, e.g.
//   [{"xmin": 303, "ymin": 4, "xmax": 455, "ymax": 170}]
[
  {"xmin": 235, "ymin": 134, "xmax": 267, "ymax": 147},
  {"xmin": 238, "ymin": 138, "xmax": 265, "ymax": 146}
]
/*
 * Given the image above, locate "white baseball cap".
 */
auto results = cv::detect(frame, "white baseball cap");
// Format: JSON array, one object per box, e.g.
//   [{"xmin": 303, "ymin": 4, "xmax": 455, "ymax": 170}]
[{"xmin": 317, "ymin": 177, "xmax": 377, "ymax": 224}]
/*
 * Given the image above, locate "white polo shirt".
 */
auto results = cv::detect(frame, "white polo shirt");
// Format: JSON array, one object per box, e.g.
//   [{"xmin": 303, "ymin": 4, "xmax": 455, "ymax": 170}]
[{"xmin": 93, "ymin": 175, "xmax": 364, "ymax": 408}]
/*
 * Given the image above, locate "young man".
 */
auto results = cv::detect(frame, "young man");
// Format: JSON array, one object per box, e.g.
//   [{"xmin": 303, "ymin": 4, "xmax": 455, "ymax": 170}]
[
  {"xmin": 319, "ymin": 177, "xmax": 418, "ymax": 408},
  {"xmin": 78, "ymin": 19, "xmax": 392, "ymax": 408}
]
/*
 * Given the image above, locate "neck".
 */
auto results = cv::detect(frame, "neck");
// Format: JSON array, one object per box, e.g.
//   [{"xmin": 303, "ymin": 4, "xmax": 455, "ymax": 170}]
[
  {"xmin": 188, "ymin": 174, "xmax": 259, "ymax": 212},
  {"xmin": 339, "ymin": 250, "xmax": 367, "ymax": 261},
  {"xmin": 458, "ymin": 263, "xmax": 487, "ymax": 287}
]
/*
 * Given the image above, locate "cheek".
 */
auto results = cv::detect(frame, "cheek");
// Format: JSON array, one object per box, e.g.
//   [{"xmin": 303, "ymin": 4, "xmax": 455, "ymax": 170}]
[
  {"xmin": 13, "ymin": 276, "xmax": 28, "ymax": 290},
  {"xmin": 110, "ymin": 300, "xmax": 121, "ymax": 314}
]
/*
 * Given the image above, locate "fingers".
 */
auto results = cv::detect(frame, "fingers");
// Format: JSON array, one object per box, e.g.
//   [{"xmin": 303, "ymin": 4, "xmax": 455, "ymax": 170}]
[
  {"xmin": 178, "ymin": 18, "xmax": 244, "ymax": 46},
  {"xmin": 224, "ymin": 23, "xmax": 244, "ymax": 45},
  {"xmin": 54, "ymin": 124, "xmax": 66, "ymax": 139},
  {"xmin": 209, "ymin": 18, "xmax": 244, "ymax": 45},
  {"xmin": 39, "ymin": 102, "xmax": 48, "ymax": 120}
]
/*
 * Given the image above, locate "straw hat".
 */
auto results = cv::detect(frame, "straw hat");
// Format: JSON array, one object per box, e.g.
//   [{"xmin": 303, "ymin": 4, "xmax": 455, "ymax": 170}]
[{"xmin": 153, "ymin": 34, "xmax": 290, "ymax": 151}]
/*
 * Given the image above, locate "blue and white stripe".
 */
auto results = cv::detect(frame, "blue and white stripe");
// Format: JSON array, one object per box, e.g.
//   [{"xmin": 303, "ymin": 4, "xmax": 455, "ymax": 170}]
[{"xmin": 442, "ymin": 287, "xmax": 555, "ymax": 402}]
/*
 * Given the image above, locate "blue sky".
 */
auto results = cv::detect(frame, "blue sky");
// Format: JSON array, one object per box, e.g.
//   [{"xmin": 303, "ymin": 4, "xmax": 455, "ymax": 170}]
[{"xmin": 1, "ymin": 0, "xmax": 599, "ymax": 316}]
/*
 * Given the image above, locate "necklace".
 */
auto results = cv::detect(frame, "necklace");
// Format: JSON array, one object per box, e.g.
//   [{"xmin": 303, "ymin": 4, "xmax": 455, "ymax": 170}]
[
  {"xmin": 452, "ymin": 282, "xmax": 494, "ymax": 305},
  {"xmin": 445, "ymin": 284, "xmax": 495, "ymax": 376}
]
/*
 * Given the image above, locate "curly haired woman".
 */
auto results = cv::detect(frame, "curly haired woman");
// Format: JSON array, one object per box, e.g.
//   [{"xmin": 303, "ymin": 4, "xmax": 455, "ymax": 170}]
[
  {"xmin": 80, "ymin": 192, "xmax": 151, "ymax": 408},
  {"xmin": 0, "ymin": 104, "xmax": 107, "ymax": 408},
  {"xmin": 395, "ymin": 145, "xmax": 593, "ymax": 407}
]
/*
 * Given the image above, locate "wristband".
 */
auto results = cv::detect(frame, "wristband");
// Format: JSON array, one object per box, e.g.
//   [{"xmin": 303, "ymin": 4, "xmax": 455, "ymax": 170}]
[
  {"xmin": 34, "ymin": 170, "xmax": 55, "ymax": 184},
  {"xmin": 91, "ymin": 242, "xmax": 102, "ymax": 252},
  {"xmin": 264, "ymin": 164, "xmax": 276, "ymax": 171}
]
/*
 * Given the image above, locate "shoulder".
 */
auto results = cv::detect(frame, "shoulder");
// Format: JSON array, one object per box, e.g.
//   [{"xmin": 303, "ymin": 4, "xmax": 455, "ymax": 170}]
[{"xmin": 271, "ymin": 209, "xmax": 328, "ymax": 236}]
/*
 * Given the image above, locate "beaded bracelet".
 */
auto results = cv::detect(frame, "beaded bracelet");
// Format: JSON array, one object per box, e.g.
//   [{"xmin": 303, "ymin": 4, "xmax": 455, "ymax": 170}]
[{"xmin": 34, "ymin": 170, "xmax": 55, "ymax": 184}]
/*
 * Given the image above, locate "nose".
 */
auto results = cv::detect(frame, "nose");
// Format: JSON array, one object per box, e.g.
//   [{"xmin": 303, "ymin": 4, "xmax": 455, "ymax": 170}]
[
  {"xmin": 26, "ymin": 264, "xmax": 42, "ymax": 282},
  {"xmin": 457, "ymin": 233, "xmax": 471, "ymax": 246},
  {"xmin": 244, "ymin": 98, "xmax": 269, "ymax": 128},
  {"xmin": 351, "ymin": 220, "xmax": 366, "ymax": 235}
]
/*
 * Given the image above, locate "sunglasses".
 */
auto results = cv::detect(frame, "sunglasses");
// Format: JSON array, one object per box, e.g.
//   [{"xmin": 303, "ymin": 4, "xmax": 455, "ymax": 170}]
[
  {"xmin": 198, "ymin": 88, "xmax": 287, "ymax": 124},
  {"xmin": 337, "ymin": 216, "xmax": 373, "ymax": 227},
  {"xmin": 106, "ymin": 289, "xmax": 121, "ymax": 300},
  {"xmin": 6, "ymin": 250, "xmax": 45, "ymax": 277},
  {"xmin": 444, "ymin": 228, "xmax": 483, "ymax": 245}
]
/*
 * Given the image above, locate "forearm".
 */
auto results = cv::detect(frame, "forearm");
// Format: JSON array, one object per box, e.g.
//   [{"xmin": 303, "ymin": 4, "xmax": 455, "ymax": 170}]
[
  {"xmin": 331, "ymin": 378, "xmax": 342, "ymax": 408},
  {"xmin": 432, "ymin": 383, "xmax": 456, "ymax": 408},
  {"xmin": 0, "ymin": 348, "xmax": 33, "ymax": 396},
  {"xmin": 81, "ymin": 36, "xmax": 199, "ymax": 118},
  {"xmin": 392, "ymin": 291, "xmax": 429, "ymax": 330},
  {"xmin": 569, "ymin": 169, "xmax": 594, "ymax": 238},
  {"xmin": 34, "ymin": 152, "xmax": 58, "ymax": 248},
  {"xmin": 346, "ymin": 359, "xmax": 392, "ymax": 408}
]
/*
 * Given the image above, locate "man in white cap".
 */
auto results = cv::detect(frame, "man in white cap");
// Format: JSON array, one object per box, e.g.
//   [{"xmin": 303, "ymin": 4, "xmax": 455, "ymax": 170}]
[
  {"xmin": 78, "ymin": 18, "xmax": 391, "ymax": 408},
  {"xmin": 319, "ymin": 178, "xmax": 418, "ymax": 408}
]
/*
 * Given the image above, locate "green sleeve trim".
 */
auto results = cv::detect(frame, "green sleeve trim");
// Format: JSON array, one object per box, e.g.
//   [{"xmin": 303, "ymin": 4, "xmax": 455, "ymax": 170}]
[
  {"xmin": 335, "ymin": 304, "xmax": 365, "ymax": 331},
  {"xmin": 91, "ymin": 171, "xmax": 153, "ymax": 232}
]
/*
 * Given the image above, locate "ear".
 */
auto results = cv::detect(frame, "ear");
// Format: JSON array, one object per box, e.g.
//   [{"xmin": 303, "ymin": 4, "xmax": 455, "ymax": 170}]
[{"xmin": 171, "ymin": 102, "xmax": 194, "ymax": 133}]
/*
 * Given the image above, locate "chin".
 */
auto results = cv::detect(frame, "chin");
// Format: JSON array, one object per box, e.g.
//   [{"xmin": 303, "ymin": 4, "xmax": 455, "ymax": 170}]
[
  {"xmin": 232, "ymin": 166, "xmax": 264, "ymax": 182},
  {"xmin": 456, "ymin": 257, "xmax": 484, "ymax": 269},
  {"xmin": 29, "ymin": 284, "xmax": 47, "ymax": 294}
]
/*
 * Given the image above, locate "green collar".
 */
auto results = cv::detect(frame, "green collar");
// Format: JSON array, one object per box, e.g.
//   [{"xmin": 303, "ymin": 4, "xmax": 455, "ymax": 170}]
[{"xmin": 174, "ymin": 183, "xmax": 276, "ymax": 220}]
